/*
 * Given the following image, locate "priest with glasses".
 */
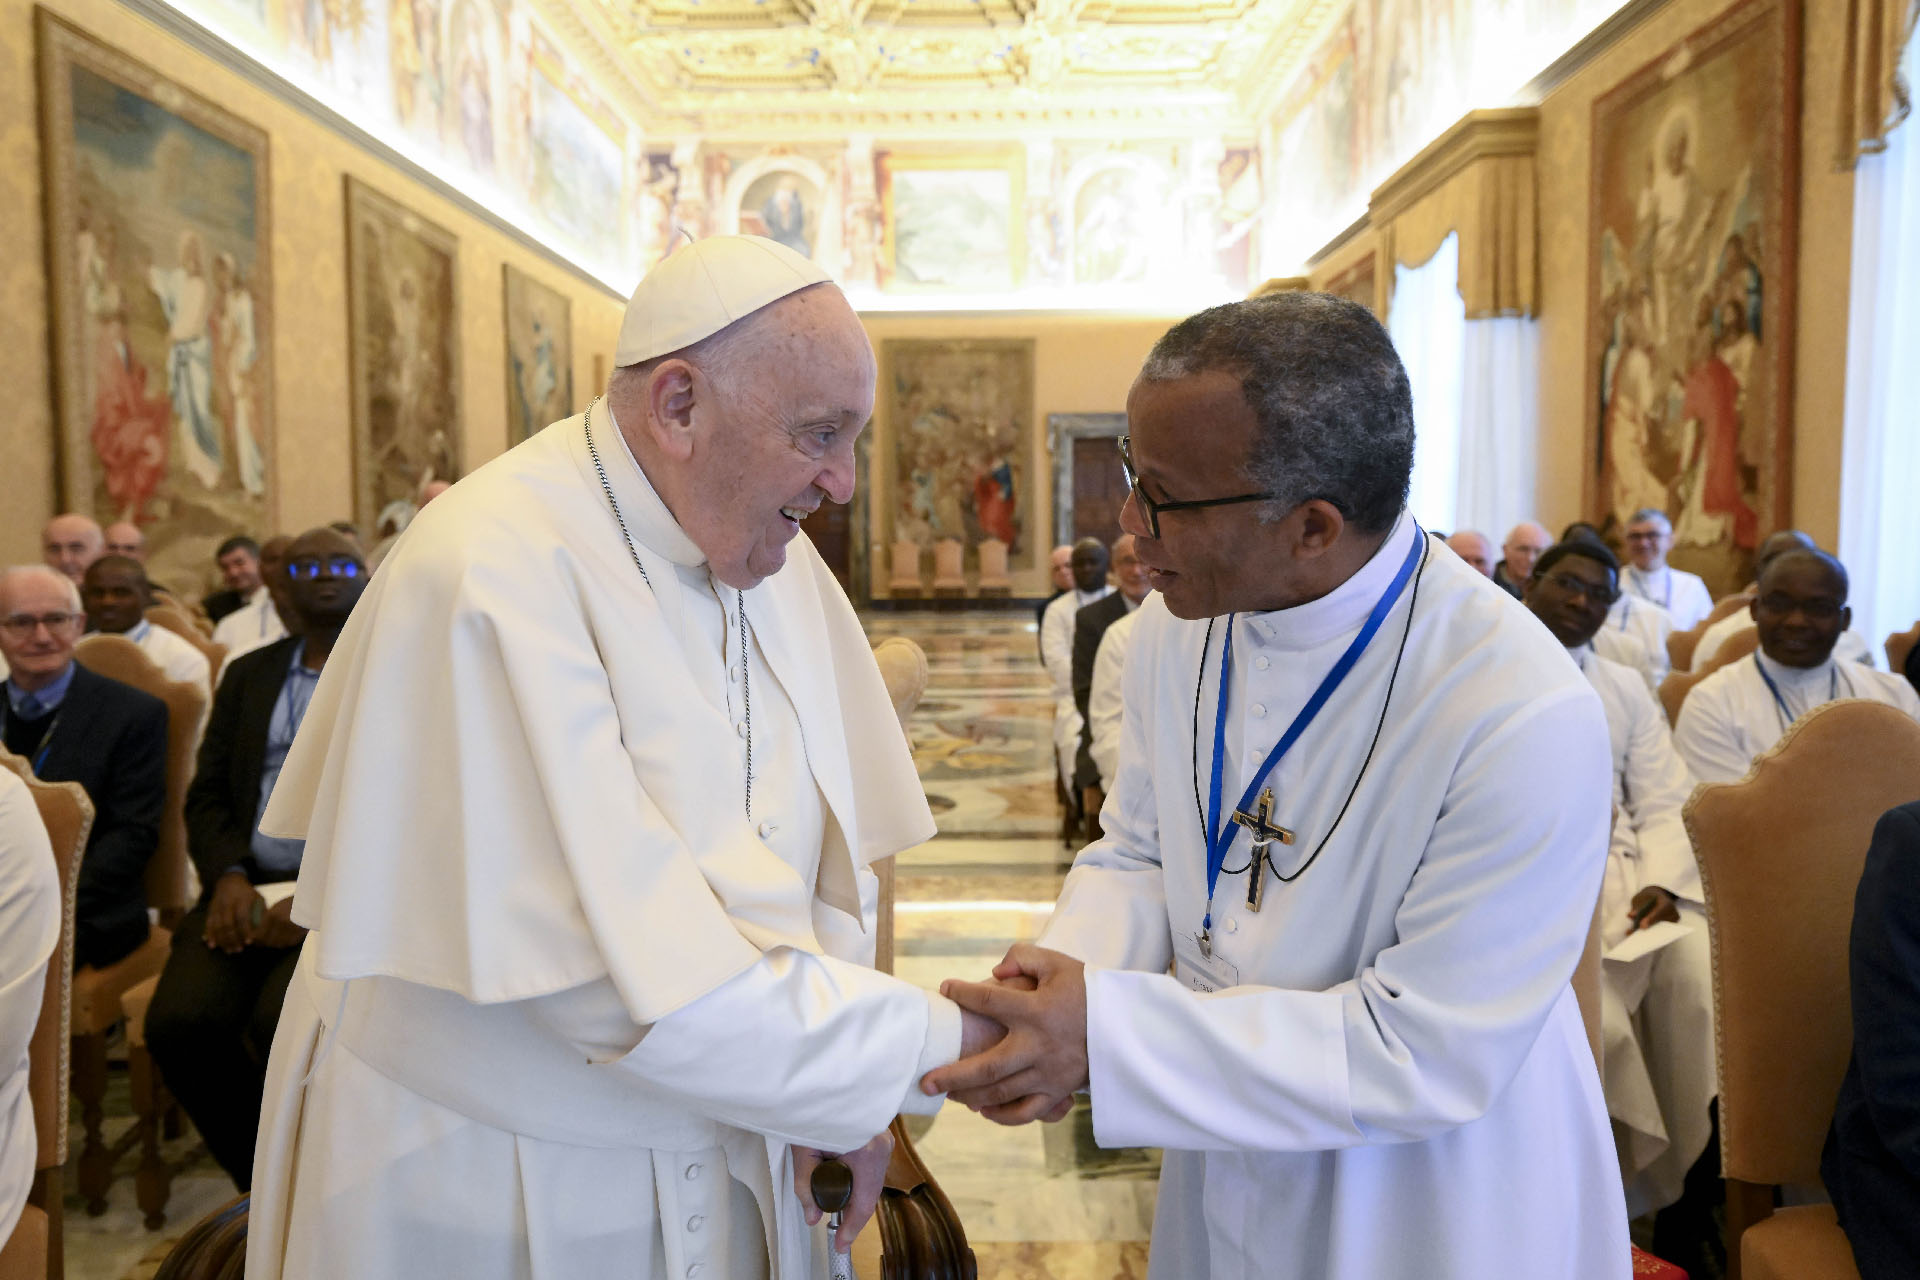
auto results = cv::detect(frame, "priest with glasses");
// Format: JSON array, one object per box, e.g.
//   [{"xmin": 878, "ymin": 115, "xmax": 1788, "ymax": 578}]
[{"xmin": 924, "ymin": 292, "xmax": 1630, "ymax": 1279}]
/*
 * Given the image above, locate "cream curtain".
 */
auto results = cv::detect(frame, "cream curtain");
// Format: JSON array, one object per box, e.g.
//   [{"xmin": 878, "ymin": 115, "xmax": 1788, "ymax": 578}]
[
  {"xmin": 1390, "ymin": 234, "xmax": 1468, "ymax": 531},
  {"xmin": 1457, "ymin": 317, "xmax": 1540, "ymax": 537},
  {"xmin": 1840, "ymin": 0, "xmax": 1920, "ymax": 167},
  {"xmin": 1839, "ymin": 35, "xmax": 1920, "ymax": 656}
]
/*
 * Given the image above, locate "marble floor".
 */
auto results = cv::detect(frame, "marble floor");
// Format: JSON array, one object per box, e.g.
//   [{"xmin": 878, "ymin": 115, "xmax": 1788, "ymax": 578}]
[{"xmin": 62, "ymin": 608, "xmax": 1152, "ymax": 1279}]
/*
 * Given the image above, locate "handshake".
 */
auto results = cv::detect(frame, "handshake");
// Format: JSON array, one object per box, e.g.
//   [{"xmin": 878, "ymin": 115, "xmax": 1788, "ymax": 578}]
[{"xmin": 919, "ymin": 943, "xmax": 1090, "ymax": 1126}]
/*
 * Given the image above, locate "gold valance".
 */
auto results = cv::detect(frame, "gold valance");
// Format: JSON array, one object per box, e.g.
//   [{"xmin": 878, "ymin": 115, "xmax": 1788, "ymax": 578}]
[
  {"xmin": 1248, "ymin": 276, "xmax": 1311, "ymax": 298},
  {"xmin": 1839, "ymin": 0, "xmax": 1919, "ymax": 167},
  {"xmin": 1370, "ymin": 108, "xmax": 1539, "ymax": 319}
]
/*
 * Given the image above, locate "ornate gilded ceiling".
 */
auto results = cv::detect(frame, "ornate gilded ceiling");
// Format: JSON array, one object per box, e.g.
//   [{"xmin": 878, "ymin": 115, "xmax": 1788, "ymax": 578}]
[{"xmin": 567, "ymin": 0, "xmax": 1338, "ymax": 134}]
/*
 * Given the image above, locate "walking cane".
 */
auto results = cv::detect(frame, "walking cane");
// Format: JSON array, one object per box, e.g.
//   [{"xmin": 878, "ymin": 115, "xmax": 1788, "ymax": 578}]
[{"xmin": 810, "ymin": 1154, "xmax": 856, "ymax": 1280}]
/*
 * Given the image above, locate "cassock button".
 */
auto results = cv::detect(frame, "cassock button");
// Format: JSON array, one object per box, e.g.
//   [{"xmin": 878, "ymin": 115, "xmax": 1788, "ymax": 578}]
[
  {"xmin": 758, "ymin": 820, "xmax": 776, "ymax": 837},
  {"xmin": 1251, "ymin": 703, "xmax": 1267, "ymax": 717},
  {"xmin": 1225, "ymin": 918, "xmax": 1239, "ymax": 935},
  {"xmin": 687, "ymin": 1214, "xmax": 705, "ymax": 1232},
  {"xmin": 684, "ymin": 1163, "xmax": 701, "ymax": 1181},
  {"xmin": 687, "ymin": 1266, "xmax": 704, "ymax": 1278},
  {"xmin": 735, "ymin": 721, "xmax": 748, "ymax": 738},
  {"xmin": 729, "ymin": 666, "xmax": 741, "ymax": 683},
  {"xmin": 1254, "ymin": 655, "xmax": 1270, "ymax": 671}
]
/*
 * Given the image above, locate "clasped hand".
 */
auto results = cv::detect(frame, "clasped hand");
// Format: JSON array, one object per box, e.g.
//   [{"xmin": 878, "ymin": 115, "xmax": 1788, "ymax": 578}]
[
  {"xmin": 205, "ymin": 870, "xmax": 307, "ymax": 953},
  {"xmin": 921, "ymin": 943, "xmax": 1088, "ymax": 1126}
]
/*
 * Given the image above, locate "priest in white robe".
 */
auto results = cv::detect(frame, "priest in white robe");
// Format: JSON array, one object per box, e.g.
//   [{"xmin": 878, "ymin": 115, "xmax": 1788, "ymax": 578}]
[
  {"xmin": 925, "ymin": 293, "xmax": 1629, "ymax": 1280},
  {"xmin": 246, "ymin": 237, "xmax": 992, "ymax": 1280},
  {"xmin": 1677, "ymin": 548, "xmax": 1920, "ymax": 786},
  {"xmin": 81, "ymin": 555, "xmax": 212, "ymax": 697},
  {"xmin": 1040, "ymin": 539, "xmax": 1112, "ymax": 789},
  {"xmin": 1520, "ymin": 540, "xmax": 1718, "ymax": 1251},
  {"xmin": 0, "ymin": 769, "xmax": 60, "ymax": 1248},
  {"xmin": 1086, "ymin": 608, "xmax": 1137, "ymax": 792},
  {"xmin": 1686, "ymin": 528, "xmax": 1872, "ymax": 672},
  {"xmin": 1621, "ymin": 509, "xmax": 1714, "ymax": 631}
]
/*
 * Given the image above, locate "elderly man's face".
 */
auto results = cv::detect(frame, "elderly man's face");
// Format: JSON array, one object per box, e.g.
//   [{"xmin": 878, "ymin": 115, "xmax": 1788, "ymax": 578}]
[
  {"xmin": 43, "ymin": 515, "xmax": 104, "ymax": 584},
  {"xmin": 1049, "ymin": 547, "xmax": 1074, "ymax": 591},
  {"xmin": 0, "ymin": 574, "xmax": 83, "ymax": 685},
  {"xmin": 104, "ymin": 523, "xmax": 144, "ymax": 559},
  {"xmin": 82, "ymin": 559, "xmax": 151, "ymax": 634},
  {"xmin": 1111, "ymin": 535, "xmax": 1151, "ymax": 604},
  {"xmin": 673, "ymin": 288, "xmax": 875, "ymax": 589},
  {"xmin": 1119, "ymin": 369, "xmax": 1290, "ymax": 620},
  {"xmin": 218, "ymin": 545, "xmax": 262, "ymax": 593},
  {"xmin": 1502, "ymin": 524, "xmax": 1549, "ymax": 584},
  {"xmin": 1446, "ymin": 532, "xmax": 1493, "ymax": 577},
  {"xmin": 1623, "ymin": 518, "xmax": 1671, "ymax": 571}
]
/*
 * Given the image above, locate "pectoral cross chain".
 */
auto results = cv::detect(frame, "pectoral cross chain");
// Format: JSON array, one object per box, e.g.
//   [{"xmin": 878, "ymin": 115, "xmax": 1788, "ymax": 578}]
[{"xmin": 1231, "ymin": 788, "xmax": 1294, "ymax": 913}]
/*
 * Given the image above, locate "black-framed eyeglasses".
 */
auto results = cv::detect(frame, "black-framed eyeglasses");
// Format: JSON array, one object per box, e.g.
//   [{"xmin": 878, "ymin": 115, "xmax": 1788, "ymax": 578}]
[
  {"xmin": 1539, "ymin": 570, "xmax": 1620, "ymax": 606},
  {"xmin": 1116, "ymin": 434, "xmax": 1288, "ymax": 540},
  {"xmin": 0, "ymin": 612, "xmax": 82, "ymax": 638},
  {"xmin": 286, "ymin": 557, "xmax": 363, "ymax": 580}
]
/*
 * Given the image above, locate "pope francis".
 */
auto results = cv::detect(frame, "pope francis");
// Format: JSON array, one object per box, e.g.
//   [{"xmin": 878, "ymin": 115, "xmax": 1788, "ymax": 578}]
[{"xmin": 245, "ymin": 237, "xmax": 987, "ymax": 1279}]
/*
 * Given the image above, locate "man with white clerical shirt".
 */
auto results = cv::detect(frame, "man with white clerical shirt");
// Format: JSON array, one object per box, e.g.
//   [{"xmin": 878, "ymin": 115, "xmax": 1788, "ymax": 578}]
[
  {"xmin": 923, "ymin": 293, "xmax": 1629, "ymax": 1279},
  {"xmin": 245, "ymin": 237, "xmax": 994, "ymax": 1279}
]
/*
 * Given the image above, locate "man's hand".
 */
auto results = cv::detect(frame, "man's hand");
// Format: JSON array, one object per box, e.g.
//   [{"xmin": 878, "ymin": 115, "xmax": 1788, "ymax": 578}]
[
  {"xmin": 791, "ymin": 1128, "xmax": 893, "ymax": 1252},
  {"xmin": 204, "ymin": 871, "xmax": 259, "ymax": 954},
  {"xmin": 253, "ymin": 895, "xmax": 308, "ymax": 949},
  {"xmin": 920, "ymin": 944, "xmax": 1087, "ymax": 1126},
  {"xmin": 1628, "ymin": 886, "xmax": 1681, "ymax": 931}
]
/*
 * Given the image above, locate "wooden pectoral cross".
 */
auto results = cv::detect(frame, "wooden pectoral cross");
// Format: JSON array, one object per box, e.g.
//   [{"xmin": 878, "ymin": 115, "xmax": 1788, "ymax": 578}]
[{"xmin": 1231, "ymin": 788, "xmax": 1294, "ymax": 913}]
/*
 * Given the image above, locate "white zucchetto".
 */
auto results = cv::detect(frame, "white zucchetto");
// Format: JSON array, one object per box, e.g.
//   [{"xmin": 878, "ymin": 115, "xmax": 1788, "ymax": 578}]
[{"xmin": 614, "ymin": 235, "xmax": 834, "ymax": 366}]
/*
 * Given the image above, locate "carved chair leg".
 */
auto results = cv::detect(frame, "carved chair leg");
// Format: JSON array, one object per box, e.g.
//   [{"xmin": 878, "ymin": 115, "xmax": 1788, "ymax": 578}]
[
  {"xmin": 130, "ymin": 1044, "xmax": 172, "ymax": 1229},
  {"xmin": 30, "ymin": 1167, "xmax": 63, "ymax": 1280},
  {"xmin": 71, "ymin": 1031, "xmax": 112, "ymax": 1215},
  {"xmin": 1724, "ymin": 1179, "xmax": 1775, "ymax": 1280}
]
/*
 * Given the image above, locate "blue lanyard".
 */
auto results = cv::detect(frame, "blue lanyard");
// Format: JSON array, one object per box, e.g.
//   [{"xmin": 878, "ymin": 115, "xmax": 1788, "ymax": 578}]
[
  {"xmin": 1751, "ymin": 653, "xmax": 1843, "ymax": 733},
  {"xmin": 1614, "ymin": 596, "xmax": 1632, "ymax": 631},
  {"xmin": 1201, "ymin": 527, "xmax": 1425, "ymax": 938},
  {"xmin": 1630, "ymin": 567, "xmax": 1671, "ymax": 611}
]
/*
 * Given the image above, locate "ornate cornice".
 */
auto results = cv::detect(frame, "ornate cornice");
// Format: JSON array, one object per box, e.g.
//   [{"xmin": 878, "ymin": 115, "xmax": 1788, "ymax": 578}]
[{"xmin": 1368, "ymin": 107, "xmax": 1541, "ymax": 228}]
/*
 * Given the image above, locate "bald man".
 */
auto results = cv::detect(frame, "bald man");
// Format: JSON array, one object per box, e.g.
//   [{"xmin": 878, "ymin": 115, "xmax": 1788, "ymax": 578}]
[
  {"xmin": 1492, "ymin": 522, "xmax": 1549, "ymax": 600},
  {"xmin": 104, "ymin": 522, "xmax": 145, "ymax": 560},
  {"xmin": 1445, "ymin": 530, "xmax": 1494, "ymax": 578},
  {"xmin": 1675, "ymin": 549, "xmax": 1920, "ymax": 785},
  {"xmin": 42, "ymin": 514, "xmax": 104, "ymax": 585}
]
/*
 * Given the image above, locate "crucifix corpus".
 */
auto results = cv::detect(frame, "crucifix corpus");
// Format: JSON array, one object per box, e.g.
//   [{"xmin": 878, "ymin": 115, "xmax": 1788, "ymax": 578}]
[{"xmin": 1231, "ymin": 787, "xmax": 1295, "ymax": 912}]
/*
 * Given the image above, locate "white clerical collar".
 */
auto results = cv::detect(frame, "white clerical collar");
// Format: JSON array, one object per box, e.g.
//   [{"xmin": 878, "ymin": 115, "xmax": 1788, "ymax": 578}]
[
  {"xmin": 1754, "ymin": 647, "xmax": 1837, "ymax": 690},
  {"xmin": 1242, "ymin": 509, "xmax": 1415, "ymax": 652},
  {"xmin": 600, "ymin": 398, "xmax": 707, "ymax": 570},
  {"xmin": 1568, "ymin": 643, "xmax": 1594, "ymax": 671}
]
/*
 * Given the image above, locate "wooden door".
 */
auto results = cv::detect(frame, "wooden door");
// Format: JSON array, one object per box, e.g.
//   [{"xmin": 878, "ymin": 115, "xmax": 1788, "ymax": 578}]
[
  {"xmin": 801, "ymin": 501, "xmax": 851, "ymax": 591},
  {"xmin": 1071, "ymin": 436, "xmax": 1130, "ymax": 544}
]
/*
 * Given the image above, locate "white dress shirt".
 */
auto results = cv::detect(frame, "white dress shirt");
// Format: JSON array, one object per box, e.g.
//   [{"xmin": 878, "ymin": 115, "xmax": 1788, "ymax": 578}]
[{"xmin": 1623, "ymin": 564, "xmax": 1714, "ymax": 632}]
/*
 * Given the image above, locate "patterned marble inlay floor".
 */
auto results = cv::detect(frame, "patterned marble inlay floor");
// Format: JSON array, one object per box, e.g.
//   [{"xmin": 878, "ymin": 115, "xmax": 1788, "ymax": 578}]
[{"xmin": 870, "ymin": 610, "xmax": 1158, "ymax": 1270}]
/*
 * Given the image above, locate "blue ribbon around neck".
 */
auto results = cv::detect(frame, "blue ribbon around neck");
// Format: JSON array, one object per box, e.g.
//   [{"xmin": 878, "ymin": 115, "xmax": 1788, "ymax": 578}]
[
  {"xmin": 1751, "ymin": 651, "xmax": 1840, "ymax": 732},
  {"xmin": 1201, "ymin": 525, "xmax": 1425, "ymax": 939}
]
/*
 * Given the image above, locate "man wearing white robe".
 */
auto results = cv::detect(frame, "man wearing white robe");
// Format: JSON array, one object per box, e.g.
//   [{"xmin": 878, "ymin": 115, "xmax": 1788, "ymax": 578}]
[
  {"xmin": 1677, "ymin": 548, "xmax": 1920, "ymax": 786},
  {"xmin": 82, "ymin": 555, "xmax": 212, "ymax": 697},
  {"xmin": 926, "ymin": 293, "xmax": 1629, "ymax": 1279},
  {"xmin": 246, "ymin": 237, "xmax": 991, "ymax": 1280},
  {"xmin": 1087, "ymin": 609, "xmax": 1137, "ymax": 793},
  {"xmin": 1520, "ymin": 540, "xmax": 1717, "ymax": 1253},
  {"xmin": 1595, "ymin": 598, "xmax": 1670, "ymax": 694},
  {"xmin": 0, "ymin": 769, "xmax": 60, "ymax": 1248},
  {"xmin": 1686, "ymin": 528, "xmax": 1872, "ymax": 672},
  {"xmin": 1040, "ymin": 539, "xmax": 1112, "ymax": 790},
  {"xmin": 1621, "ymin": 509, "xmax": 1714, "ymax": 631}
]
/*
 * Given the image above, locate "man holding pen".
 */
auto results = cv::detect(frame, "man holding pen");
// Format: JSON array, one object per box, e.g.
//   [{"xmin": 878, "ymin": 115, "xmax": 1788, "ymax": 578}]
[{"xmin": 1522, "ymin": 536, "xmax": 1719, "ymax": 1272}]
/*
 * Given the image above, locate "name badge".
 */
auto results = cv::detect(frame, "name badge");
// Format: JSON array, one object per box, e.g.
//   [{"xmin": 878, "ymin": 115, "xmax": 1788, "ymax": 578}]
[{"xmin": 1171, "ymin": 930, "xmax": 1240, "ymax": 994}]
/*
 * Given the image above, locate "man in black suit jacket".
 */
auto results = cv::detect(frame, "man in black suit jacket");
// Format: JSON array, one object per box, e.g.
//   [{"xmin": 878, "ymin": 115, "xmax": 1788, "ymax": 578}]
[
  {"xmin": 1070, "ymin": 535, "xmax": 1151, "ymax": 795},
  {"xmin": 200, "ymin": 535, "xmax": 263, "ymax": 625},
  {"xmin": 1823, "ymin": 798, "xmax": 1920, "ymax": 1278},
  {"xmin": 0, "ymin": 566, "xmax": 166, "ymax": 969},
  {"xmin": 147, "ymin": 526, "xmax": 364, "ymax": 1188}
]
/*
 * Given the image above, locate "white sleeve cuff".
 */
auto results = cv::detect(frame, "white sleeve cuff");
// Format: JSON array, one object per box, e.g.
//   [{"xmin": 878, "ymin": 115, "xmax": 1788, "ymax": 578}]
[{"xmin": 899, "ymin": 991, "xmax": 963, "ymax": 1116}]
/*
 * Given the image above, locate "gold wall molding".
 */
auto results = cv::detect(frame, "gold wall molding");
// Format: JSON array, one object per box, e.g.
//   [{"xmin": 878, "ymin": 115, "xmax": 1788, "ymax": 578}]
[{"xmin": 1838, "ymin": 0, "xmax": 1919, "ymax": 167}]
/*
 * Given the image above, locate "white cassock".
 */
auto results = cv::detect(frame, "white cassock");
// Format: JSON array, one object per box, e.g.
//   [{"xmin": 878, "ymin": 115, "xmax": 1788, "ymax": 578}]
[
  {"xmin": 1602, "ymin": 594, "xmax": 1673, "ymax": 690},
  {"xmin": 1691, "ymin": 609, "xmax": 1874, "ymax": 672},
  {"xmin": 211, "ymin": 585, "xmax": 288, "ymax": 661},
  {"xmin": 120, "ymin": 619, "xmax": 211, "ymax": 697},
  {"xmin": 1040, "ymin": 584, "xmax": 1112, "ymax": 786},
  {"xmin": 1087, "ymin": 609, "xmax": 1138, "ymax": 793},
  {"xmin": 1622, "ymin": 564, "xmax": 1713, "ymax": 632},
  {"xmin": 246, "ymin": 409, "xmax": 959, "ymax": 1280},
  {"xmin": 1049, "ymin": 513, "xmax": 1628, "ymax": 1280},
  {"xmin": 1573, "ymin": 646, "xmax": 1714, "ymax": 1217},
  {"xmin": 1674, "ymin": 650, "xmax": 1920, "ymax": 786},
  {"xmin": 0, "ymin": 771, "xmax": 60, "ymax": 1246}
]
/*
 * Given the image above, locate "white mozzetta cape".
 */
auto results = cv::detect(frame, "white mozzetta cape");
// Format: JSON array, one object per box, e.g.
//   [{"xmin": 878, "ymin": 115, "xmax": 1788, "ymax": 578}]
[
  {"xmin": 248, "ymin": 411, "xmax": 941, "ymax": 1279},
  {"xmin": 1049, "ymin": 514, "xmax": 1630, "ymax": 1280}
]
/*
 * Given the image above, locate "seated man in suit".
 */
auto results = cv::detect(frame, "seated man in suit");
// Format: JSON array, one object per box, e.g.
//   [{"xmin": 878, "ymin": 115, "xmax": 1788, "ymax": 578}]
[
  {"xmin": 0, "ymin": 566, "xmax": 166, "ymax": 969},
  {"xmin": 146, "ymin": 528, "xmax": 367, "ymax": 1190},
  {"xmin": 1070, "ymin": 534, "xmax": 1151, "ymax": 800},
  {"xmin": 1675, "ymin": 548, "xmax": 1920, "ymax": 785},
  {"xmin": 82, "ymin": 555, "xmax": 211, "ymax": 696},
  {"xmin": 1824, "ymin": 799, "xmax": 1920, "ymax": 1279}
]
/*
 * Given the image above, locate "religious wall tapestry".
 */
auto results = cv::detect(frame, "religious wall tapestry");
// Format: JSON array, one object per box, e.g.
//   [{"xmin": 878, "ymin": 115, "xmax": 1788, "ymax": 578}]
[
  {"xmin": 1587, "ymin": 0, "xmax": 1799, "ymax": 595},
  {"xmin": 878, "ymin": 152, "xmax": 1024, "ymax": 293},
  {"xmin": 345, "ymin": 177, "xmax": 462, "ymax": 532},
  {"xmin": 885, "ymin": 339, "xmax": 1036, "ymax": 572},
  {"xmin": 38, "ymin": 10, "xmax": 275, "ymax": 593},
  {"xmin": 503, "ymin": 265, "xmax": 572, "ymax": 444}
]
